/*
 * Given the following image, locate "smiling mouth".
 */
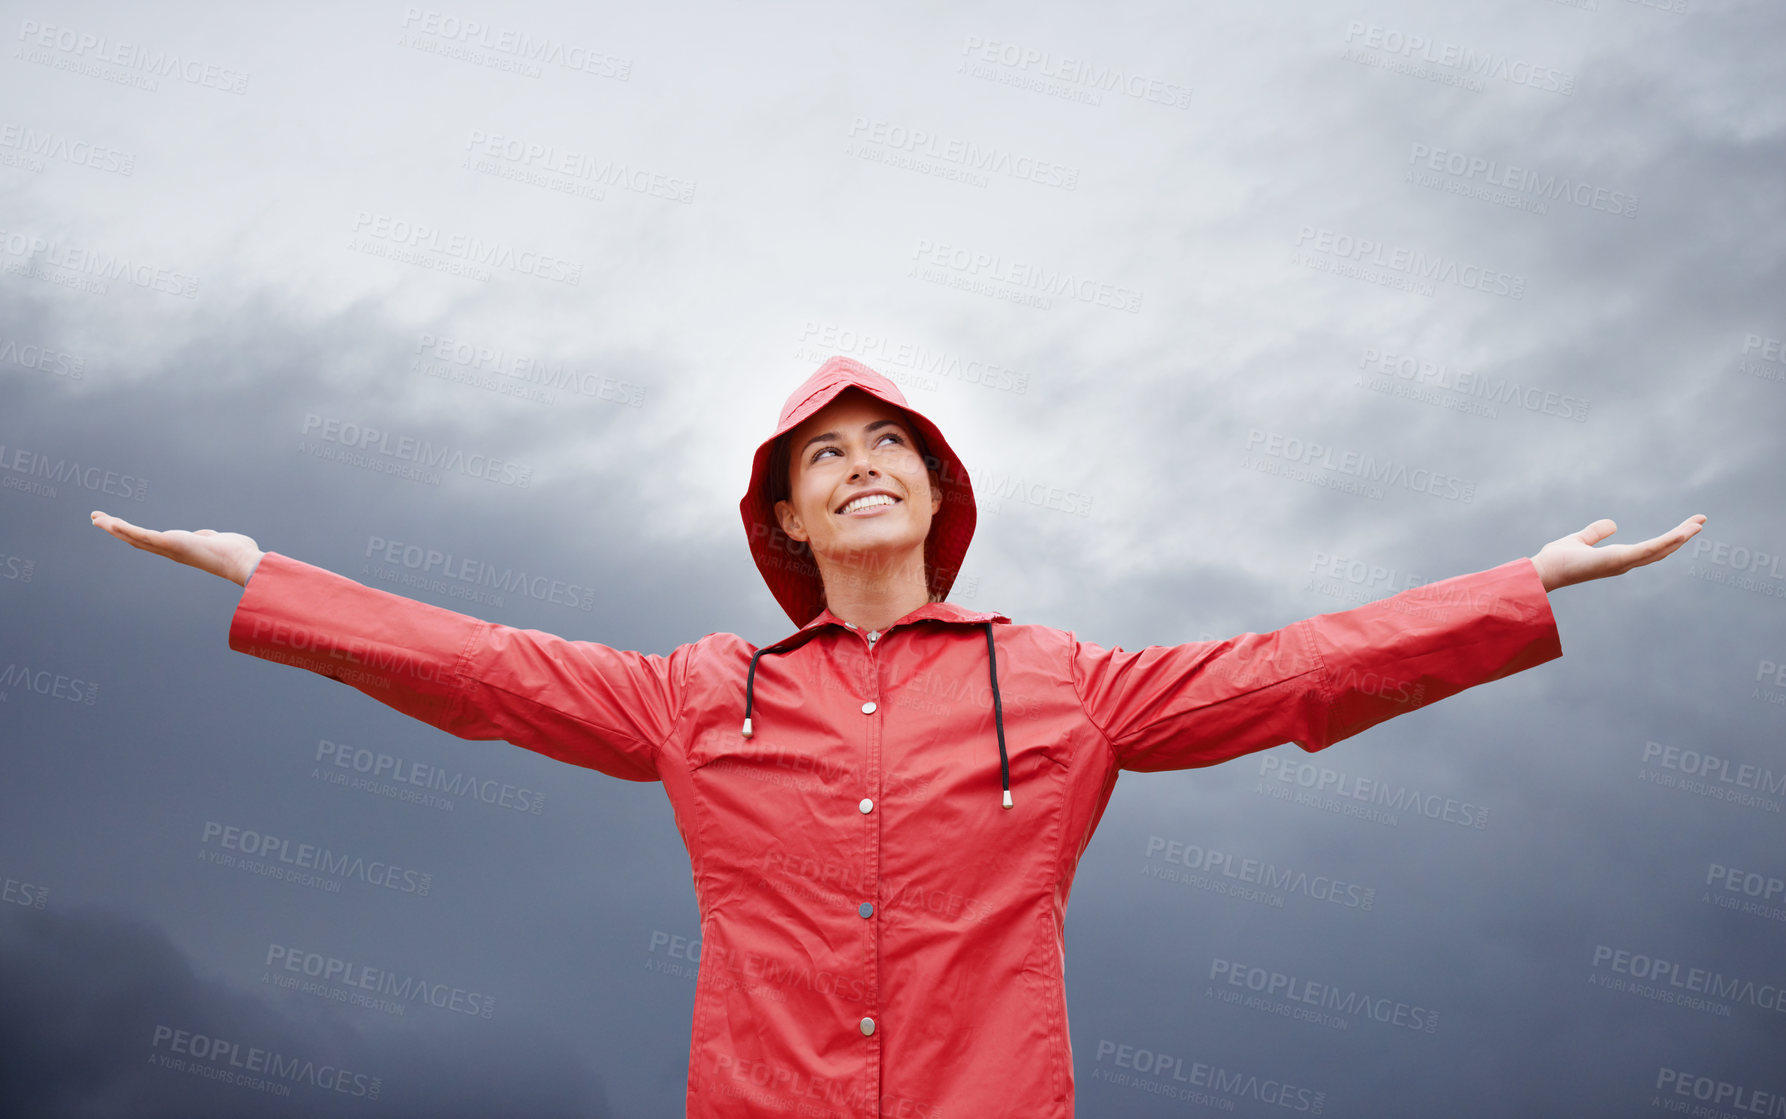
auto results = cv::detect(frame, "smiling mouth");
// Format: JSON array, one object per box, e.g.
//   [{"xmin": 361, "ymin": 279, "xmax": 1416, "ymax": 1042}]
[{"xmin": 838, "ymin": 493, "xmax": 901, "ymax": 515}]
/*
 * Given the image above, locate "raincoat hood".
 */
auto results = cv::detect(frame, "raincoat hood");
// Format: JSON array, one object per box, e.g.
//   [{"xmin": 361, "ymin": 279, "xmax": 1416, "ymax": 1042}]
[{"xmin": 740, "ymin": 356, "xmax": 977, "ymax": 630}]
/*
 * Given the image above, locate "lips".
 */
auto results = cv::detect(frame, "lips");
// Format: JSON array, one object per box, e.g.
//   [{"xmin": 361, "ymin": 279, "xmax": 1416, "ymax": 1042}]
[{"xmin": 836, "ymin": 490, "xmax": 902, "ymax": 515}]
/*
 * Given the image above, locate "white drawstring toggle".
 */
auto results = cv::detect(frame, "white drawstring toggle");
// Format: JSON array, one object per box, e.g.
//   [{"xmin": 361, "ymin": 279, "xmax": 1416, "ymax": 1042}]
[
  {"xmin": 1002, "ymin": 790, "xmax": 1013, "ymax": 809},
  {"xmin": 741, "ymin": 717, "xmax": 753, "ymax": 738}
]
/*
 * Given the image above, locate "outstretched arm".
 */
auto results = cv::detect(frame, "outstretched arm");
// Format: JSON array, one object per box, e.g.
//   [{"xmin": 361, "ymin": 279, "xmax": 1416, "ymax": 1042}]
[
  {"xmin": 1530, "ymin": 514, "xmax": 1706, "ymax": 592},
  {"xmin": 88, "ymin": 510, "xmax": 681, "ymax": 783},
  {"xmin": 1082, "ymin": 512, "xmax": 1708, "ymax": 773}
]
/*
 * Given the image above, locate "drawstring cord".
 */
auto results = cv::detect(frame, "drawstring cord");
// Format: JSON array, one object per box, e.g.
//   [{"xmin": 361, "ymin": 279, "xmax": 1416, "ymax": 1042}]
[
  {"xmin": 743, "ymin": 622, "xmax": 1012, "ymax": 809},
  {"xmin": 984, "ymin": 622, "xmax": 1011, "ymax": 809},
  {"xmin": 741, "ymin": 640, "xmax": 793, "ymax": 738}
]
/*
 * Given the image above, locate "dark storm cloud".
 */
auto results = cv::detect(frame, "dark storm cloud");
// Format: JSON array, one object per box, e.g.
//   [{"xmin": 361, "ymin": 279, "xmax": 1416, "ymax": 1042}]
[{"xmin": 0, "ymin": 906, "xmax": 611, "ymax": 1117}]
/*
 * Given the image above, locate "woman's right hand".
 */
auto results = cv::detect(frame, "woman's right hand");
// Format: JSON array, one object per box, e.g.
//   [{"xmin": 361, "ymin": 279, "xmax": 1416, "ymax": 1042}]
[{"xmin": 90, "ymin": 511, "xmax": 265, "ymax": 587}]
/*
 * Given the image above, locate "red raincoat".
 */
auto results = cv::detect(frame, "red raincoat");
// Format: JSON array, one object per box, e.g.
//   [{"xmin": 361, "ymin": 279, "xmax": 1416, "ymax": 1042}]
[{"xmin": 226, "ymin": 362, "xmax": 1562, "ymax": 1118}]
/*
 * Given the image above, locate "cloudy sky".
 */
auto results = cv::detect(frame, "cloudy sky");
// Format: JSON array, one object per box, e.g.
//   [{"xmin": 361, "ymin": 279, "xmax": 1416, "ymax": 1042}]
[{"xmin": 3, "ymin": 0, "xmax": 1783, "ymax": 1115}]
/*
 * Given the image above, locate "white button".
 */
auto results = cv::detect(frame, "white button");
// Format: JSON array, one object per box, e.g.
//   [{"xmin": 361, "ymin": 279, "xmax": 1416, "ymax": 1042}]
[
  {"xmin": 859, "ymin": 798, "xmax": 874, "ymax": 814},
  {"xmin": 859, "ymin": 1017, "xmax": 876, "ymax": 1036},
  {"xmin": 861, "ymin": 701, "xmax": 877, "ymax": 714}
]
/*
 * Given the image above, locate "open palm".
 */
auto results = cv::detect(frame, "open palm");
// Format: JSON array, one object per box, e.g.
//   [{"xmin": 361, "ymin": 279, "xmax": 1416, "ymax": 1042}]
[
  {"xmin": 90, "ymin": 511, "xmax": 264, "ymax": 587},
  {"xmin": 1530, "ymin": 515, "xmax": 1706, "ymax": 592}
]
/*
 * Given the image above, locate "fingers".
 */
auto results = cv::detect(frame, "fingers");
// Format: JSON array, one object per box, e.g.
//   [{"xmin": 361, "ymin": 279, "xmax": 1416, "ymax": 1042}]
[
  {"xmin": 1576, "ymin": 518, "xmax": 1618, "ymax": 546},
  {"xmin": 91, "ymin": 510, "xmax": 175, "ymax": 557},
  {"xmin": 91, "ymin": 510, "xmax": 138, "ymax": 540},
  {"xmin": 1619, "ymin": 514, "xmax": 1710, "ymax": 571},
  {"xmin": 1636, "ymin": 515, "xmax": 1708, "ymax": 564}
]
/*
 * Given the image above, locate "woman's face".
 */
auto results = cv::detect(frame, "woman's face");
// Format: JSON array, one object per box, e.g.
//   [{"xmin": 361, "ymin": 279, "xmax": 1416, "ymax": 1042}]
[{"xmin": 773, "ymin": 389, "xmax": 942, "ymax": 573}]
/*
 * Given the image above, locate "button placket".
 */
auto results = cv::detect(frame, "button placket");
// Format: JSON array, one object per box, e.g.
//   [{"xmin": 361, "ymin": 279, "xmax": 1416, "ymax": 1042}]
[{"xmin": 859, "ymin": 631, "xmax": 884, "ymax": 1101}]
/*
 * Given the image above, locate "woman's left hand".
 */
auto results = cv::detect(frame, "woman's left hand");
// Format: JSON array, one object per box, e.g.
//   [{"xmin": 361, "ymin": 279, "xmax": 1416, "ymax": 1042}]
[{"xmin": 1530, "ymin": 514, "xmax": 1707, "ymax": 592}]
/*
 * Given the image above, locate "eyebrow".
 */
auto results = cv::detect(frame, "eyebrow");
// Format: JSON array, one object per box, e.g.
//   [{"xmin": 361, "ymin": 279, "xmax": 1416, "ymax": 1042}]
[{"xmin": 799, "ymin": 418, "xmax": 906, "ymax": 455}]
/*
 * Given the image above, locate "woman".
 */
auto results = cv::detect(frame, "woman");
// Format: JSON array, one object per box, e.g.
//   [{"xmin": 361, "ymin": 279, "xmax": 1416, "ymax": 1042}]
[{"xmin": 92, "ymin": 356, "xmax": 1705, "ymax": 1118}]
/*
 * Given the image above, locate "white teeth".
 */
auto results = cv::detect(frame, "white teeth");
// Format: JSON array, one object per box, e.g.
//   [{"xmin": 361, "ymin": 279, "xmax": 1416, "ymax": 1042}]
[{"xmin": 841, "ymin": 494, "xmax": 897, "ymax": 514}]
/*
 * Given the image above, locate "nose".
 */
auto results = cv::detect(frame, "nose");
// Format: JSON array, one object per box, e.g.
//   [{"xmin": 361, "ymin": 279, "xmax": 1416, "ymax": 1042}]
[{"xmin": 849, "ymin": 448, "xmax": 879, "ymax": 480}]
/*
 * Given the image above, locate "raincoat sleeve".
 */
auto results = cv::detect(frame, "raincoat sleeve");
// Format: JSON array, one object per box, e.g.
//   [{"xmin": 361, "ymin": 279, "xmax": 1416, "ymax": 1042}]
[
  {"xmin": 1073, "ymin": 556, "xmax": 1561, "ymax": 771},
  {"xmin": 226, "ymin": 551, "xmax": 683, "ymax": 782}
]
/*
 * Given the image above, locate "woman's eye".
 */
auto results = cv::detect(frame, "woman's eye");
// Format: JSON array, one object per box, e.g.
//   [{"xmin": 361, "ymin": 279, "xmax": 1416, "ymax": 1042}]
[{"xmin": 811, "ymin": 433, "xmax": 904, "ymax": 462}]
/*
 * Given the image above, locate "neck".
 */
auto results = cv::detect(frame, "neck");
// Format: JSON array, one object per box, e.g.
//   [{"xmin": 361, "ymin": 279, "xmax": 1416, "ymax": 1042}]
[{"xmin": 814, "ymin": 544, "xmax": 931, "ymax": 632}]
